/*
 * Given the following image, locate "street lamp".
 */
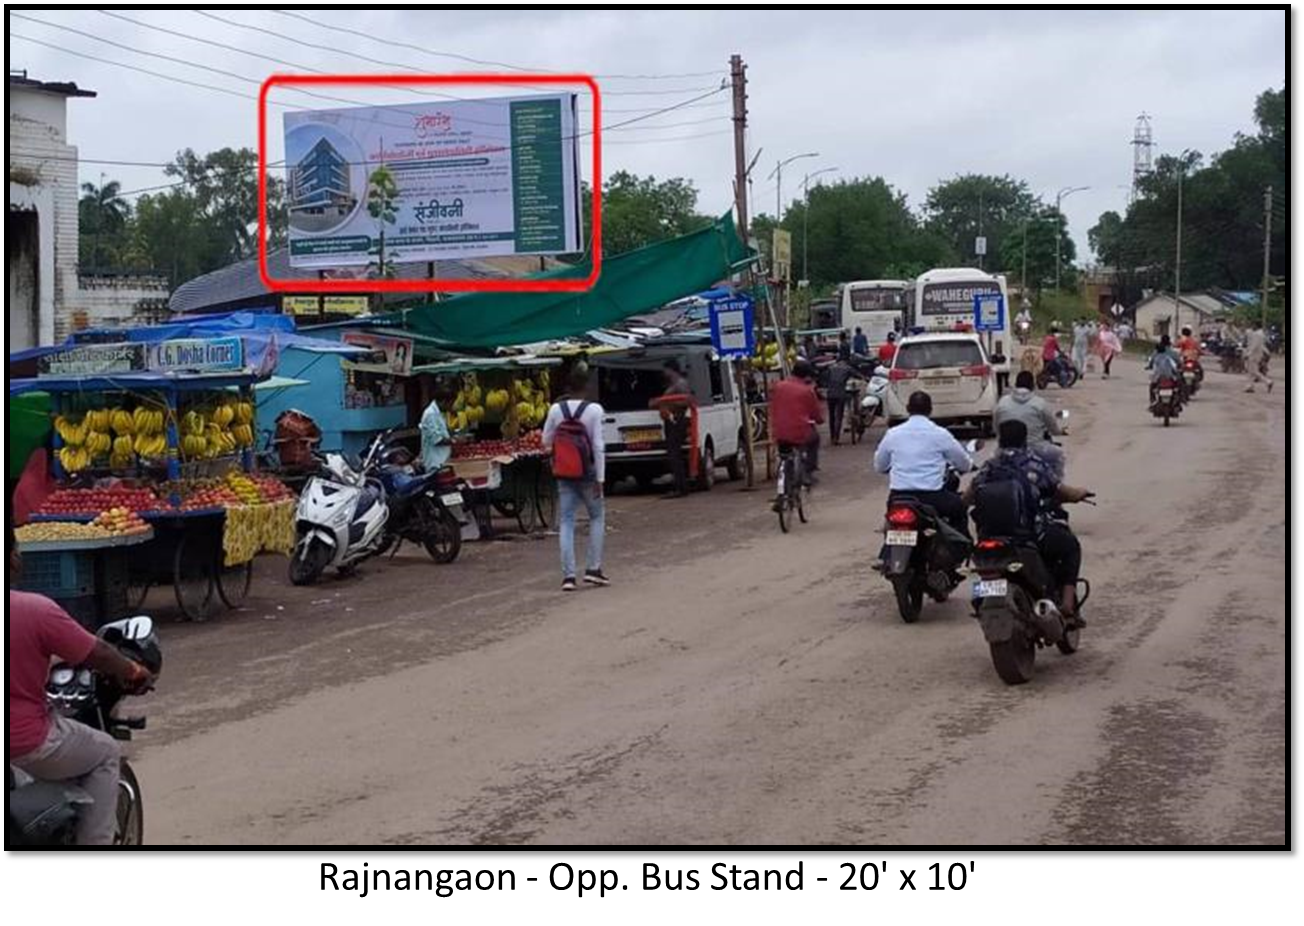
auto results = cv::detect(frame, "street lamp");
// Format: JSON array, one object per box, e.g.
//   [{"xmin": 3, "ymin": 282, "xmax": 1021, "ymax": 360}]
[
  {"xmin": 1054, "ymin": 185, "xmax": 1090, "ymax": 292},
  {"xmin": 768, "ymin": 151, "xmax": 820, "ymax": 224},
  {"xmin": 1173, "ymin": 150, "xmax": 1194, "ymax": 335},
  {"xmin": 801, "ymin": 166, "xmax": 838, "ymax": 284}
]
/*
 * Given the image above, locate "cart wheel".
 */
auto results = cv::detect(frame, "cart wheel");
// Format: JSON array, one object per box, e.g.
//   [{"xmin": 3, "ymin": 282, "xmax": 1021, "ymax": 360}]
[
  {"xmin": 216, "ymin": 559, "xmax": 254, "ymax": 609},
  {"xmin": 173, "ymin": 534, "xmax": 215, "ymax": 621},
  {"xmin": 535, "ymin": 469, "xmax": 557, "ymax": 530},
  {"xmin": 124, "ymin": 565, "xmax": 151, "ymax": 611},
  {"xmin": 515, "ymin": 466, "xmax": 540, "ymax": 533}
]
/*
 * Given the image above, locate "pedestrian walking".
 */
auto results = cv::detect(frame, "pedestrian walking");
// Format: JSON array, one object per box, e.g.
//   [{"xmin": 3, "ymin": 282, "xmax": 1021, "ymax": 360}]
[
  {"xmin": 652, "ymin": 359, "xmax": 693, "ymax": 497},
  {"xmin": 825, "ymin": 355, "xmax": 854, "ymax": 445},
  {"xmin": 852, "ymin": 327, "xmax": 869, "ymax": 357},
  {"xmin": 541, "ymin": 364, "xmax": 608, "ymax": 591},
  {"xmin": 1097, "ymin": 322, "xmax": 1123, "ymax": 379},
  {"xmin": 1244, "ymin": 323, "xmax": 1274, "ymax": 393},
  {"xmin": 1071, "ymin": 319, "xmax": 1090, "ymax": 374}
]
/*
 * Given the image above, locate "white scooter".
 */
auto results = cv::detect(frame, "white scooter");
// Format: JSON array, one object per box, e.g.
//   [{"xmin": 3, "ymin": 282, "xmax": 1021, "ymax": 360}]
[
  {"xmin": 289, "ymin": 446, "xmax": 390, "ymax": 586},
  {"xmin": 858, "ymin": 367, "xmax": 890, "ymax": 428}
]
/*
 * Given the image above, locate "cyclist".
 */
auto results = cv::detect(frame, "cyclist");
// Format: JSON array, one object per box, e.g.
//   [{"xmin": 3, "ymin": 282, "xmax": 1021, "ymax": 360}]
[{"xmin": 768, "ymin": 359, "xmax": 825, "ymax": 492}]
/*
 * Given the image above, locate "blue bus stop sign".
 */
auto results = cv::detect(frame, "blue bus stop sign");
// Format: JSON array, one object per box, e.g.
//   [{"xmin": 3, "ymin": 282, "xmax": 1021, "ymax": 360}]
[
  {"xmin": 973, "ymin": 293, "xmax": 1005, "ymax": 332},
  {"xmin": 709, "ymin": 296, "xmax": 756, "ymax": 359}
]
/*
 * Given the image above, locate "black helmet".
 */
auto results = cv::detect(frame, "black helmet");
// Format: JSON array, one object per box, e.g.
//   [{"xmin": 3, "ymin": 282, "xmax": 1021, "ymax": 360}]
[{"xmin": 99, "ymin": 616, "xmax": 163, "ymax": 676}]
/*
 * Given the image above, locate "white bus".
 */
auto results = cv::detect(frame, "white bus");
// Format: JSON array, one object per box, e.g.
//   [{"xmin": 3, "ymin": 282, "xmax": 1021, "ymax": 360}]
[
  {"xmin": 838, "ymin": 279, "xmax": 909, "ymax": 347},
  {"xmin": 907, "ymin": 267, "xmax": 1012, "ymax": 383}
]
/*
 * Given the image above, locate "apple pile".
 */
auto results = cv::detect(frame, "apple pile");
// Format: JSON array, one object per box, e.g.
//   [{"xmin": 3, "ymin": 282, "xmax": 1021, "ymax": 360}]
[{"xmin": 35, "ymin": 486, "xmax": 160, "ymax": 517}]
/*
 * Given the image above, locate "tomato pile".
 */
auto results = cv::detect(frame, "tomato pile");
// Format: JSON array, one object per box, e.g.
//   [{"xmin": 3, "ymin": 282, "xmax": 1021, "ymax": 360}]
[
  {"xmin": 450, "ymin": 432, "xmax": 547, "ymax": 461},
  {"xmin": 35, "ymin": 486, "xmax": 160, "ymax": 517}
]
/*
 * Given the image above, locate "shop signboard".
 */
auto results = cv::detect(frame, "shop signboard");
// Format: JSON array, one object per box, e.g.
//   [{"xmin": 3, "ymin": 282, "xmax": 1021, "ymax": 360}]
[
  {"xmin": 148, "ymin": 337, "xmax": 245, "ymax": 373},
  {"xmin": 38, "ymin": 343, "xmax": 145, "ymax": 376},
  {"xmin": 341, "ymin": 331, "xmax": 415, "ymax": 376},
  {"xmin": 323, "ymin": 296, "xmax": 370, "ymax": 316},
  {"xmin": 282, "ymin": 295, "xmax": 322, "ymax": 316}
]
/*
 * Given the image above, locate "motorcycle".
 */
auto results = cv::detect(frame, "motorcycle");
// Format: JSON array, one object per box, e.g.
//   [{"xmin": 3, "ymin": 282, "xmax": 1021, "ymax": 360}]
[
  {"xmin": 878, "ymin": 441, "xmax": 980, "ymax": 623},
  {"xmin": 368, "ymin": 434, "xmax": 470, "ymax": 565},
  {"xmin": 289, "ymin": 441, "xmax": 391, "ymax": 586},
  {"xmin": 8, "ymin": 616, "xmax": 161, "ymax": 846},
  {"xmin": 1016, "ymin": 318, "xmax": 1033, "ymax": 345},
  {"xmin": 1180, "ymin": 357, "xmax": 1203, "ymax": 398},
  {"xmin": 969, "ymin": 501, "xmax": 1094, "ymax": 685},
  {"xmin": 1150, "ymin": 377, "xmax": 1182, "ymax": 426},
  {"xmin": 848, "ymin": 364, "xmax": 889, "ymax": 444},
  {"xmin": 1036, "ymin": 351, "xmax": 1079, "ymax": 390}
]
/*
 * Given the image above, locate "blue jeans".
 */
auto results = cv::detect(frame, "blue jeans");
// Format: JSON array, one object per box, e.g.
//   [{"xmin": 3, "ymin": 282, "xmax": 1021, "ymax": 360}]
[{"xmin": 557, "ymin": 479, "xmax": 604, "ymax": 578}]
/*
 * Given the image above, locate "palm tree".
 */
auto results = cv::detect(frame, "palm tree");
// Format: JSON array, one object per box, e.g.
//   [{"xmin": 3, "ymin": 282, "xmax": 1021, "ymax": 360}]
[{"xmin": 79, "ymin": 179, "xmax": 130, "ymax": 270}]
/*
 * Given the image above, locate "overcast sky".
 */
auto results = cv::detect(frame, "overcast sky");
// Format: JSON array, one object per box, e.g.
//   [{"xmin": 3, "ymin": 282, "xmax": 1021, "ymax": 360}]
[{"xmin": 10, "ymin": 7, "xmax": 1286, "ymax": 260}]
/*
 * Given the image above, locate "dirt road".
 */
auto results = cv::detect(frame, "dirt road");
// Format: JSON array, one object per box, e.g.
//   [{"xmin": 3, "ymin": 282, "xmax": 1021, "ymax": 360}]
[{"xmin": 132, "ymin": 357, "xmax": 1287, "ymax": 845}]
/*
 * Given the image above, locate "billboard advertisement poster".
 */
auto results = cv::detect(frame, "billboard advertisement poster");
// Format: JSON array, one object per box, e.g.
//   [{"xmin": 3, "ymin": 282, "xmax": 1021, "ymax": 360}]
[
  {"xmin": 284, "ymin": 93, "xmax": 582, "ymax": 269},
  {"xmin": 341, "ymin": 331, "xmax": 415, "ymax": 376}
]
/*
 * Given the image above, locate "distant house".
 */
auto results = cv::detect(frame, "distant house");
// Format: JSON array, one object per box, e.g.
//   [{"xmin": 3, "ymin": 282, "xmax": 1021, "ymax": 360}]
[
  {"xmin": 1130, "ymin": 291, "xmax": 1237, "ymax": 340},
  {"xmin": 8, "ymin": 71, "xmax": 169, "ymax": 348}
]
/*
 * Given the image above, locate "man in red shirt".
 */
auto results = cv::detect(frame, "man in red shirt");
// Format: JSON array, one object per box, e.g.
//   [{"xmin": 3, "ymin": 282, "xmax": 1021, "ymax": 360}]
[
  {"xmin": 9, "ymin": 529, "xmax": 151, "ymax": 845},
  {"xmin": 769, "ymin": 359, "xmax": 826, "ymax": 484},
  {"xmin": 877, "ymin": 331, "xmax": 898, "ymax": 366}
]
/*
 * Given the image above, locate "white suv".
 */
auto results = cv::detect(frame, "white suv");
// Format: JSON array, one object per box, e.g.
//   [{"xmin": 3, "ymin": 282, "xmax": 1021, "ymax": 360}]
[{"xmin": 884, "ymin": 332, "xmax": 997, "ymax": 434}]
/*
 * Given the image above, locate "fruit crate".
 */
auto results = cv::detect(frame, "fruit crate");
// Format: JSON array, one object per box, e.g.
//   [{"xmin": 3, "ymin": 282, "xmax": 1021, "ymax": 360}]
[{"xmin": 18, "ymin": 549, "xmax": 97, "ymax": 598}]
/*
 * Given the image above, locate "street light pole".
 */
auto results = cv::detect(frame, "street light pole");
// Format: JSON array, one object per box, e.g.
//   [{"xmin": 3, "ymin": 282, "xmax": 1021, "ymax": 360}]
[
  {"xmin": 801, "ymin": 166, "xmax": 838, "ymax": 284},
  {"xmin": 1174, "ymin": 166, "xmax": 1184, "ymax": 335},
  {"xmin": 1054, "ymin": 185, "xmax": 1090, "ymax": 292},
  {"xmin": 768, "ymin": 151, "xmax": 819, "ymax": 224}
]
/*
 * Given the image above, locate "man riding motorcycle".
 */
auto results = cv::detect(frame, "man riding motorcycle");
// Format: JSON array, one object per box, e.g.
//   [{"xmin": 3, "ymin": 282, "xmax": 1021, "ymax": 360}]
[
  {"xmin": 1176, "ymin": 325, "xmax": 1203, "ymax": 363},
  {"xmin": 1041, "ymin": 323, "xmax": 1068, "ymax": 382},
  {"xmin": 994, "ymin": 370, "xmax": 1065, "ymax": 479},
  {"xmin": 1146, "ymin": 334, "xmax": 1183, "ymax": 402},
  {"xmin": 873, "ymin": 390, "xmax": 973, "ymax": 541},
  {"xmin": 8, "ymin": 528, "xmax": 154, "ymax": 845},
  {"xmin": 964, "ymin": 419, "xmax": 1092, "ymax": 626}
]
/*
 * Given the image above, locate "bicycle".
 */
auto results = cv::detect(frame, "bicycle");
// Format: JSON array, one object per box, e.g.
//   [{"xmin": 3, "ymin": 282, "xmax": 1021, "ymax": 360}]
[{"xmin": 774, "ymin": 443, "xmax": 810, "ymax": 533}]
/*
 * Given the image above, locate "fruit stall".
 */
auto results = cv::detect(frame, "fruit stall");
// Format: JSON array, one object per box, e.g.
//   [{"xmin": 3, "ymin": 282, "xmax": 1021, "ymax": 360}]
[
  {"xmin": 11, "ymin": 364, "xmax": 297, "ymax": 623},
  {"xmin": 412, "ymin": 356, "xmax": 561, "ymax": 537}
]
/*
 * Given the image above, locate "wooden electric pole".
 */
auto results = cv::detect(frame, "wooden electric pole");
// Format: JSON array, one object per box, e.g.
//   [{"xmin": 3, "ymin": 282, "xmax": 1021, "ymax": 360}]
[{"xmin": 730, "ymin": 53, "xmax": 758, "ymax": 488}]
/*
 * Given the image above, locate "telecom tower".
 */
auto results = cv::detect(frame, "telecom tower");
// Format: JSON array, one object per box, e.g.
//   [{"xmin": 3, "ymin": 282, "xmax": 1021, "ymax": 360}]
[{"xmin": 1131, "ymin": 112, "xmax": 1153, "ymax": 202}]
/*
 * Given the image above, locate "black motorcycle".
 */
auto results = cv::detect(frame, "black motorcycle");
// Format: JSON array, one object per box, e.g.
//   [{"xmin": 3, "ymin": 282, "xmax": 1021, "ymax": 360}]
[
  {"xmin": 8, "ymin": 616, "xmax": 161, "ymax": 846},
  {"xmin": 1150, "ymin": 377, "xmax": 1183, "ymax": 426},
  {"xmin": 1036, "ymin": 351, "xmax": 1080, "ymax": 390},
  {"xmin": 878, "ymin": 443, "xmax": 980, "ymax": 623},
  {"xmin": 970, "ymin": 504, "xmax": 1093, "ymax": 685},
  {"xmin": 368, "ymin": 433, "xmax": 470, "ymax": 564}
]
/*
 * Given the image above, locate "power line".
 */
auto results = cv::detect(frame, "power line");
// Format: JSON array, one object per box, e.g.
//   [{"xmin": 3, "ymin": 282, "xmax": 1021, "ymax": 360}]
[
  {"xmin": 267, "ymin": 8, "xmax": 726, "ymax": 81},
  {"xmin": 195, "ymin": 10, "xmax": 716, "ymax": 97}
]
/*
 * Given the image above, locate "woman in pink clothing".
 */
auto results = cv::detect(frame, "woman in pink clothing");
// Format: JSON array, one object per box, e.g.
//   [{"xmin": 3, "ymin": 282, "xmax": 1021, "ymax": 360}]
[{"xmin": 1096, "ymin": 322, "xmax": 1123, "ymax": 379}]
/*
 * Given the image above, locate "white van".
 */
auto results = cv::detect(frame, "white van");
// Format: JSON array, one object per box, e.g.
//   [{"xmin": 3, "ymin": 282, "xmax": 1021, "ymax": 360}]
[{"xmin": 591, "ymin": 344, "xmax": 746, "ymax": 491}]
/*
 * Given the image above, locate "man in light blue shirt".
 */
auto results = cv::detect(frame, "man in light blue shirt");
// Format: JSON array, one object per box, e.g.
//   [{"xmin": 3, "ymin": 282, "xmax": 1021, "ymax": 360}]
[
  {"xmin": 419, "ymin": 398, "xmax": 452, "ymax": 472},
  {"xmin": 874, "ymin": 390, "xmax": 974, "ymax": 538}
]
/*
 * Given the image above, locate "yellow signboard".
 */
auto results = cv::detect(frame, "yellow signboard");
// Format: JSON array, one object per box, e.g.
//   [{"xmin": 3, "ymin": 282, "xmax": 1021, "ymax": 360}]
[
  {"xmin": 282, "ymin": 295, "xmax": 321, "ymax": 316},
  {"xmin": 772, "ymin": 229, "xmax": 792, "ymax": 281},
  {"xmin": 323, "ymin": 296, "xmax": 370, "ymax": 316}
]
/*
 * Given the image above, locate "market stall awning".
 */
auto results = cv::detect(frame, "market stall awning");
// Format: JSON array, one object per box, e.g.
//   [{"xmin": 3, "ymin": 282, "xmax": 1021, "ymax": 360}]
[
  {"xmin": 396, "ymin": 214, "xmax": 754, "ymax": 350},
  {"xmin": 9, "ymin": 371, "xmax": 268, "ymax": 397},
  {"xmin": 409, "ymin": 355, "xmax": 562, "ymax": 375}
]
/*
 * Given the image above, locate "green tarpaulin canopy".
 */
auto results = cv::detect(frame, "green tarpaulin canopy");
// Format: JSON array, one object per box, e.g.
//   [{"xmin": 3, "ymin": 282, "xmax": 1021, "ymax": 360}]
[
  {"xmin": 397, "ymin": 214, "xmax": 754, "ymax": 349},
  {"xmin": 9, "ymin": 392, "xmax": 51, "ymax": 479}
]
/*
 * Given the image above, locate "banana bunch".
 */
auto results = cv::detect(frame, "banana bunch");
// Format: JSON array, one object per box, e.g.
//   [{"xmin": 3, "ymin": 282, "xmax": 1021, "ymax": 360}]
[
  {"xmin": 182, "ymin": 409, "xmax": 206, "ymax": 437},
  {"xmin": 206, "ymin": 421, "xmax": 238, "ymax": 456},
  {"xmin": 111, "ymin": 408, "xmax": 135, "ymax": 436},
  {"xmin": 232, "ymin": 423, "xmax": 255, "ymax": 448},
  {"xmin": 133, "ymin": 433, "xmax": 168, "ymax": 459},
  {"xmin": 234, "ymin": 401, "xmax": 254, "ymax": 425},
  {"xmin": 110, "ymin": 435, "xmax": 135, "ymax": 469},
  {"xmin": 54, "ymin": 415, "xmax": 89, "ymax": 447},
  {"xmin": 133, "ymin": 406, "xmax": 165, "ymax": 436},
  {"xmin": 84, "ymin": 431, "xmax": 113, "ymax": 457},
  {"xmin": 58, "ymin": 446, "xmax": 91, "ymax": 472},
  {"xmin": 85, "ymin": 408, "xmax": 112, "ymax": 433},
  {"xmin": 212, "ymin": 402, "xmax": 236, "ymax": 428}
]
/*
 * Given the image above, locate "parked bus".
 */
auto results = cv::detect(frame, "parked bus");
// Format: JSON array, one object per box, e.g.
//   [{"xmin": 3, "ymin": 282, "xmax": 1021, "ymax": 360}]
[
  {"xmin": 837, "ymin": 280, "xmax": 909, "ymax": 347},
  {"xmin": 906, "ymin": 267, "xmax": 1012, "ymax": 386}
]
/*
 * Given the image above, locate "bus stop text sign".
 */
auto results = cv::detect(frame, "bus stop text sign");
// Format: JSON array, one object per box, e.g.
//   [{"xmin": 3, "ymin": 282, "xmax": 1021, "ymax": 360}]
[
  {"xmin": 709, "ymin": 297, "xmax": 756, "ymax": 359},
  {"xmin": 973, "ymin": 293, "xmax": 1005, "ymax": 332}
]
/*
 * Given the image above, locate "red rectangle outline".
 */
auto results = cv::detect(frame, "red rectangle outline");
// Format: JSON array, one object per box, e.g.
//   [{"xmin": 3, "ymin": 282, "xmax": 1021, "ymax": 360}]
[{"xmin": 258, "ymin": 73, "xmax": 601, "ymax": 294}]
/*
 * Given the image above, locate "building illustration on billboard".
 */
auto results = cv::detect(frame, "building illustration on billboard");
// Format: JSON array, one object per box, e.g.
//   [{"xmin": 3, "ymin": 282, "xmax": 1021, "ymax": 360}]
[{"xmin": 288, "ymin": 135, "xmax": 359, "ymax": 233}]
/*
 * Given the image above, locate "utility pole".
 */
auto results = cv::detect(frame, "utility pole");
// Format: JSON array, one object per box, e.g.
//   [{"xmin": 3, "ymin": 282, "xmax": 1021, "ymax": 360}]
[
  {"xmin": 977, "ymin": 190, "xmax": 984, "ymax": 271},
  {"xmin": 1261, "ymin": 185, "xmax": 1273, "ymax": 330},
  {"xmin": 730, "ymin": 53, "xmax": 758, "ymax": 488},
  {"xmin": 1021, "ymin": 218, "xmax": 1028, "ymax": 297},
  {"xmin": 1174, "ymin": 167, "xmax": 1183, "ymax": 335}
]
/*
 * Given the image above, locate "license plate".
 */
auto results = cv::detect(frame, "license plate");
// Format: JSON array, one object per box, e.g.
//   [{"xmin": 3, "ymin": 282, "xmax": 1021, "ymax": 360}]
[
  {"xmin": 886, "ymin": 530, "xmax": 918, "ymax": 546},
  {"xmin": 440, "ymin": 493, "xmax": 464, "ymax": 507},
  {"xmin": 925, "ymin": 376, "xmax": 959, "ymax": 386},
  {"xmin": 973, "ymin": 578, "xmax": 1008, "ymax": 598},
  {"xmin": 622, "ymin": 427, "xmax": 662, "ymax": 444},
  {"xmin": 1158, "ymin": 389, "xmax": 1174, "ymax": 399}
]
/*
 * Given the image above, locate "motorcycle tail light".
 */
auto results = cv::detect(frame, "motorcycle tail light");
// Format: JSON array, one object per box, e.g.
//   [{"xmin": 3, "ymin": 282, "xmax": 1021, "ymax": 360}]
[
  {"xmin": 886, "ymin": 506, "xmax": 917, "ymax": 527},
  {"xmin": 976, "ymin": 538, "xmax": 1006, "ymax": 550}
]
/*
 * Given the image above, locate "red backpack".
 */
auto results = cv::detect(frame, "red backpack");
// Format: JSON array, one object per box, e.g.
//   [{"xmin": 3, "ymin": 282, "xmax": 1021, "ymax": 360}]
[{"xmin": 551, "ymin": 400, "xmax": 595, "ymax": 481}]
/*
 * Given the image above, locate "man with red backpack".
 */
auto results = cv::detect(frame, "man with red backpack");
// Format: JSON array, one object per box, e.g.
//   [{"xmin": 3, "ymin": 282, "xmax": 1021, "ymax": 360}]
[{"xmin": 542, "ymin": 364, "xmax": 609, "ymax": 592}]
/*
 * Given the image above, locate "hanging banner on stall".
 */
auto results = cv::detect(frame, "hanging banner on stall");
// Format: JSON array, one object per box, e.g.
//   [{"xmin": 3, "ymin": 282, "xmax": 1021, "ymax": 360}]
[
  {"xmin": 38, "ymin": 343, "xmax": 145, "ymax": 376},
  {"xmin": 282, "ymin": 295, "xmax": 322, "ymax": 316},
  {"xmin": 284, "ymin": 93, "xmax": 582, "ymax": 269},
  {"xmin": 341, "ymin": 332, "xmax": 415, "ymax": 376},
  {"xmin": 148, "ymin": 337, "xmax": 245, "ymax": 373}
]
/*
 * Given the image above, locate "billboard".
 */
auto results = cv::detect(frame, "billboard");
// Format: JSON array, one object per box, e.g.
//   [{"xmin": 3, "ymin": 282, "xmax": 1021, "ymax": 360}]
[
  {"xmin": 284, "ymin": 93, "xmax": 583, "ymax": 269},
  {"xmin": 341, "ymin": 331, "xmax": 415, "ymax": 376}
]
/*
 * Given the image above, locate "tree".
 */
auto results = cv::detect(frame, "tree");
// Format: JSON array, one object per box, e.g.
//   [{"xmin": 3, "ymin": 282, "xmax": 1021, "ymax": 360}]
[
  {"xmin": 1001, "ymin": 208, "xmax": 1076, "ymax": 296},
  {"xmin": 588, "ymin": 171, "xmax": 711, "ymax": 256},
  {"xmin": 78, "ymin": 179, "xmax": 130, "ymax": 271},
  {"xmin": 923, "ymin": 174, "xmax": 1038, "ymax": 273},
  {"xmin": 366, "ymin": 164, "xmax": 400, "ymax": 280},
  {"xmin": 163, "ymin": 147, "xmax": 284, "ymax": 265}
]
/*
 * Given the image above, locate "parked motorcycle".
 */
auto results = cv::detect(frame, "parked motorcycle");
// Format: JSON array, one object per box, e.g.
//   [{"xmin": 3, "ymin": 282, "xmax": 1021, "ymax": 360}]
[
  {"xmin": 1150, "ymin": 377, "xmax": 1182, "ymax": 426},
  {"xmin": 8, "ymin": 616, "xmax": 161, "ymax": 846},
  {"xmin": 289, "ymin": 442, "xmax": 391, "ymax": 585},
  {"xmin": 878, "ymin": 442, "xmax": 980, "ymax": 623},
  {"xmin": 1036, "ymin": 352, "xmax": 1079, "ymax": 390},
  {"xmin": 847, "ymin": 365, "xmax": 889, "ymax": 444},
  {"xmin": 368, "ymin": 435, "xmax": 469, "ymax": 564},
  {"xmin": 970, "ymin": 511, "xmax": 1093, "ymax": 684}
]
